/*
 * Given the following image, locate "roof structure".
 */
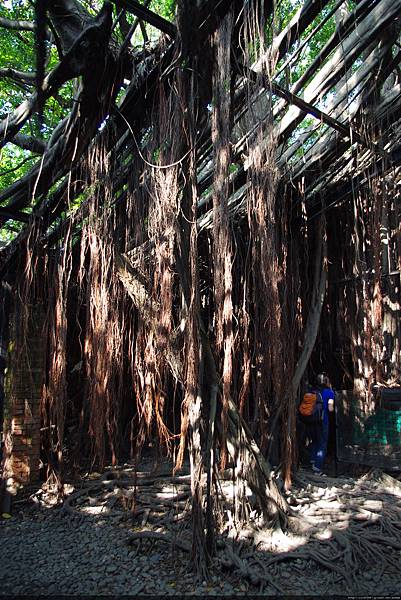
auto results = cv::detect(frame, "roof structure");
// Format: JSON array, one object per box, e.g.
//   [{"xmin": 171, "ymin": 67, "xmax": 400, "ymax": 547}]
[{"xmin": 0, "ymin": 0, "xmax": 399, "ymax": 254}]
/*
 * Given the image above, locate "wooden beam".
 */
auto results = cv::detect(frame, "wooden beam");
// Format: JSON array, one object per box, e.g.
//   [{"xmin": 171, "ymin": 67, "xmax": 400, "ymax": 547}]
[
  {"xmin": 0, "ymin": 209, "xmax": 29, "ymax": 223},
  {"xmin": 253, "ymin": 0, "xmax": 332, "ymax": 74},
  {"xmin": 110, "ymin": 0, "xmax": 176, "ymax": 37},
  {"xmin": 284, "ymin": 0, "xmax": 379, "ymax": 99},
  {"xmin": 275, "ymin": 0, "xmax": 347, "ymax": 80},
  {"xmin": 241, "ymin": 70, "xmax": 390, "ymax": 164},
  {"xmin": 271, "ymin": 82, "xmax": 366, "ymax": 148}
]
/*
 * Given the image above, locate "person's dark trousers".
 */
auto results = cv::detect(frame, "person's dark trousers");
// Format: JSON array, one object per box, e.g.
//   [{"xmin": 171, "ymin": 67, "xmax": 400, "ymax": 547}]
[
  {"xmin": 312, "ymin": 421, "xmax": 329, "ymax": 470},
  {"xmin": 310, "ymin": 422, "xmax": 323, "ymax": 468}
]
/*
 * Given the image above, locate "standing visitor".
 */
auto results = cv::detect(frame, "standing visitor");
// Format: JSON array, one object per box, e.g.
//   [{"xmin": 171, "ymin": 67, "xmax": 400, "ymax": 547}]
[{"xmin": 310, "ymin": 374, "xmax": 335, "ymax": 474}]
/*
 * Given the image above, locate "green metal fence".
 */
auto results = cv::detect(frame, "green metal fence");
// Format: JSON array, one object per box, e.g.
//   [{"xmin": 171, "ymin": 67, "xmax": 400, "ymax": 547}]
[{"xmin": 335, "ymin": 390, "xmax": 401, "ymax": 470}]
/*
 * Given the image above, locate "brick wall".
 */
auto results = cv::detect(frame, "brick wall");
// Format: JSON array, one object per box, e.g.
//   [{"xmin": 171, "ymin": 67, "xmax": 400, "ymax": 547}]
[{"xmin": 3, "ymin": 304, "xmax": 45, "ymax": 486}]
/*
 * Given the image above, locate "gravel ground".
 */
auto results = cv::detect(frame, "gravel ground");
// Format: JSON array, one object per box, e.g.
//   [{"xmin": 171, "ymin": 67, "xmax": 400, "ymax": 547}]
[
  {"xmin": 1, "ymin": 467, "xmax": 401, "ymax": 597},
  {"xmin": 0, "ymin": 509, "xmax": 241, "ymax": 597},
  {"xmin": 1, "ymin": 508, "xmax": 400, "ymax": 596}
]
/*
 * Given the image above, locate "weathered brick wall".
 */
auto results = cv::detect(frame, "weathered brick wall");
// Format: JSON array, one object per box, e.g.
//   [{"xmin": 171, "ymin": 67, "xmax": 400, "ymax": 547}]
[{"xmin": 3, "ymin": 304, "xmax": 45, "ymax": 486}]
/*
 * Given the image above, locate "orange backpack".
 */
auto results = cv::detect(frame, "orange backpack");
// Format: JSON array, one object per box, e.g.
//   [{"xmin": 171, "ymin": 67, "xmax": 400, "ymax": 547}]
[{"xmin": 299, "ymin": 390, "xmax": 323, "ymax": 422}]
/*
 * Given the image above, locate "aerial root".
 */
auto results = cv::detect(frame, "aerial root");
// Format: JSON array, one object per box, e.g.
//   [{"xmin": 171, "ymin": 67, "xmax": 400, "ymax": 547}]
[{"xmin": 125, "ymin": 530, "xmax": 191, "ymax": 553}]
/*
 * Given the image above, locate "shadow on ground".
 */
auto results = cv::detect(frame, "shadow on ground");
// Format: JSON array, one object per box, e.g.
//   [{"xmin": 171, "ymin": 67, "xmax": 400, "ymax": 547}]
[{"xmin": 1, "ymin": 460, "xmax": 400, "ymax": 596}]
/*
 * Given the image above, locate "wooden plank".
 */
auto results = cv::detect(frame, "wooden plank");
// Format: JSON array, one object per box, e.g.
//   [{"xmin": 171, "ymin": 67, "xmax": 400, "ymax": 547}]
[
  {"xmin": 0, "ymin": 209, "xmax": 29, "ymax": 223},
  {"xmin": 253, "ymin": 0, "xmax": 332, "ymax": 74},
  {"xmin": 110, "ymin": 0, "xmax": 176, "ymax": 37},
  {"xmin": 270, "ymin": 81, "xmax": 388, "ymax": 159}
]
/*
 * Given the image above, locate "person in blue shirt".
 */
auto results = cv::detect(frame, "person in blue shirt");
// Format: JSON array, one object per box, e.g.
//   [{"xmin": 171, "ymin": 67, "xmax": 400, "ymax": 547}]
[{"xmin": 310, "ymin": 373, "xmax": 335, "ymax": 474}]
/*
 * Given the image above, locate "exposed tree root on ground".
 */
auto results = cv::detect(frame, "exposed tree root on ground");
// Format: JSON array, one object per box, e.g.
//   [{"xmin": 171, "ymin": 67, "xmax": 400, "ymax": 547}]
[{"xmin": 12, "ymin": 461, "xmax": 395, "ymax": 594}]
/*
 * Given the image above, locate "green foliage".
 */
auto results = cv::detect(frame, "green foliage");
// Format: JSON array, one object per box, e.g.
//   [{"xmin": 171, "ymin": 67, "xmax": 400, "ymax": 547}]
[
  {"xmin": 150, "ymin": 0, "xmax": 176, "ymax": 21},
  {"xmin": 274, "ymin": 0, "xmax": 304, "ymax": 32},
  {"xmin": 0, "ymin": 146, "xmax": 33, "ymax": 189},
  {"xmin": 0, "ymin": 218, "xmax": 23, "ymax": 243}
]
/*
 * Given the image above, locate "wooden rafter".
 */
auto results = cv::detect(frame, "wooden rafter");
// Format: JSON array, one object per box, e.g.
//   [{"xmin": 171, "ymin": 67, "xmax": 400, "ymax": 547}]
[
  {"xmin": 110, "ymin": 0, "xmax": 176, "ymax": 37},
  {"xmin": 271, "ymin": 82, "xmax": 388, "ymax": 158}
]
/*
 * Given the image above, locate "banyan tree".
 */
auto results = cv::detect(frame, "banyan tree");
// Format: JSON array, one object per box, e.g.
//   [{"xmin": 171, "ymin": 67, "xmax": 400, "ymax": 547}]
[{"xmin": 0, "ymin": 0, "xmax": 400, "ymax": 570}]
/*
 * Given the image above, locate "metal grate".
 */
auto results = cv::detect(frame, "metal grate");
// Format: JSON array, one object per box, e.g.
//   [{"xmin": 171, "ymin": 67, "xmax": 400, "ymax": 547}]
[{"xmin": 335, "ymin": 390, "xmax": 401, "ymax": 470}]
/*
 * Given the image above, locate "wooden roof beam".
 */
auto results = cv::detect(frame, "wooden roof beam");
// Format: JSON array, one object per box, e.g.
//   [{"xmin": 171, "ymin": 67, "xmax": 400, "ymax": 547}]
[
  {"xmin": 0, "ymin": 208, "xmax": 29, "ymax": 223},
  {"xmin": 110, "ymin": 0, "xmax": 176, "ymax": 37},
  {"xmin": 253, "ymin": 0, "xmax": 332, "ymax": 74},
  {"xmin": 271, "ymin": 82, "xmax": 389, "ymax": 159}
]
